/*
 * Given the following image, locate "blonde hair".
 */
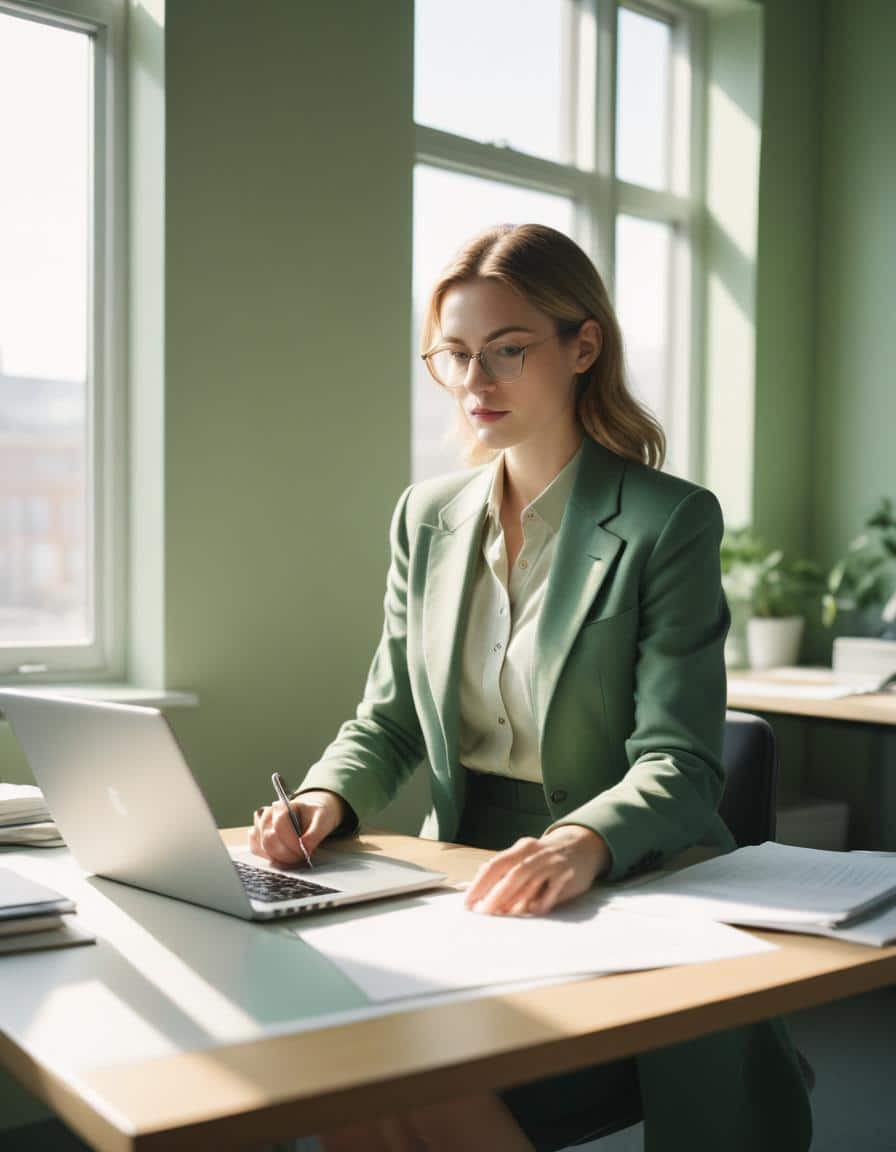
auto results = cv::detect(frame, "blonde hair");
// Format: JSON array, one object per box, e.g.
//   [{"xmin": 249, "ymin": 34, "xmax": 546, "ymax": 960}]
[{"xmin": 420, "ymin": 223, "xmax": 665, "ymax": 470}]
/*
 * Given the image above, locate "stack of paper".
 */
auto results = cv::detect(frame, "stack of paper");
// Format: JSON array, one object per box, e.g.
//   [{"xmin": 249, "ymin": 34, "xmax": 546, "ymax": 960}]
[
  {"xmin": 0, "ymin": 866, "xmax": 93, "ymax": 954},
  {"xmin": 0, "ymin": 783, "xmax": 64, "ymax": 847},
  {"xmin": 607, "ymin": 842, "xmax": 896, "ymax": 947}
]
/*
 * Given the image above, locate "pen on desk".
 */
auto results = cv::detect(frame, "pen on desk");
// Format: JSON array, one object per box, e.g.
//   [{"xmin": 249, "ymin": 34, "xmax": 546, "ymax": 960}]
[{"xmin": 271, "ymin": 772, "xmax": 314, "ymax": 869}]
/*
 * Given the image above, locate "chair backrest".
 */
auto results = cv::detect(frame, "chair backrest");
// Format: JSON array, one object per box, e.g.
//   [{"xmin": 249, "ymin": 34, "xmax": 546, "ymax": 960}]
[{"xmin": 718, "ymin": 710, "xmax": 778, "ymax": 847}]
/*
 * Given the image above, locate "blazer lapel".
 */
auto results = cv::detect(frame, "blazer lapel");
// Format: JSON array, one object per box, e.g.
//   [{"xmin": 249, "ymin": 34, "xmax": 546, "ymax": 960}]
[
  {"xmin": 420, "ymin": 465, "xmax": 493, "ymax": 773},
  {"xmin": 531, "ymin": 438, "xmax": 625, "ymax": 743}
]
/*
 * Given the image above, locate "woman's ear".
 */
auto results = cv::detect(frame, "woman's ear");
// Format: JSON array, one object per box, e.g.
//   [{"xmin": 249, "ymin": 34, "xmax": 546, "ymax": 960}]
[{"xmin": 574, "ymin": 318, "xmax": 603, "ymax": 373}]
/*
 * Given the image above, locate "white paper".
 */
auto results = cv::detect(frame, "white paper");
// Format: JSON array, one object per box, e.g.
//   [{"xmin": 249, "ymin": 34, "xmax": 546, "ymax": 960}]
[
  {"xmin": 765, "ymin": 902, "xmax": 896, "ymax": 948},
  {"xmin": 0, "ymin": 865, "xmax": 74, "ymax": 915},
  {"xmin": 0, "ymin": 821, "xmax": 64, "ymax": 847},
  {"xmin": 0, "ymin": 783, "xmax": 50, "ymax": 827},
  {"xmin": 607, "ymin": 842, "xmax": 896, "ymax": 929},
  {"xmin": 292, "ymin": 888, "xmax": 774, "ymax": 1001},
  {"xmin": 0, "ymin": 917, "xmax": 95, "ymax": 955},
  {"xmin": 727, "ymin": 676, "xmax": 885, "ymax": 701}
]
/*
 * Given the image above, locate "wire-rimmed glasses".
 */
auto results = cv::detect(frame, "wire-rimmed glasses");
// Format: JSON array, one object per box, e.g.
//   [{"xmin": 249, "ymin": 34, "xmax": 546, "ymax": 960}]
[{"xmin": 421, "ymin": 332, "xmax": 563, "ymax": 391}]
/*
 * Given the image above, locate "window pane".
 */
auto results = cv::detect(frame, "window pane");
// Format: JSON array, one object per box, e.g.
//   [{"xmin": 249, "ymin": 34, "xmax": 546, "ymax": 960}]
[
  {"xmin": 412, "ymin": 165, "xmax": 575, "ymax": 481},
  {"xmin": 0, "ymin": 14, "xmax": 91, "ymax": 647},
  {"xmin": 615, "ymin": 214, "xmax": 672, "ymax": 430},
  {"xmin": 415, "ymin": 0, "xmax": 569, "ymax": 164},
  {"xmin": 616, "ymin": 7, "xmax": 671, "ymax": 190}
]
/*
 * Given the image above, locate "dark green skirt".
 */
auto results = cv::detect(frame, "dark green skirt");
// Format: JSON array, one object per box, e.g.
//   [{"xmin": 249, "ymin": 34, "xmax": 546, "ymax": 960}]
[{"xmin": 456, "ymin": 769, "xmax": 812, "ymax": 1152}]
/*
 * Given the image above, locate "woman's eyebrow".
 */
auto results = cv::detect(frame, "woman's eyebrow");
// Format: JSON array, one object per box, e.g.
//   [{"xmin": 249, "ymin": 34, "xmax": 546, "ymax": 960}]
[{"xmin": 440, "ymin": 325, "xmax": 536, "ymax": 345}]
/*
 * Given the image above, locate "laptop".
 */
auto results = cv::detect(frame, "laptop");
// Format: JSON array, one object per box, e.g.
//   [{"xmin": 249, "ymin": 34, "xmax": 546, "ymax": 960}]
[{"xmin": 0, "ymin": 690, "xmax": 447, "ymax": 920}]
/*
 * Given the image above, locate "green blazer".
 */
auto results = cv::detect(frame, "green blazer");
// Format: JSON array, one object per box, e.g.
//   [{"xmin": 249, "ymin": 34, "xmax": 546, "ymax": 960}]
[{"xmin": 299, "ymin": 435, "xmax": 736, "ymax": 881}]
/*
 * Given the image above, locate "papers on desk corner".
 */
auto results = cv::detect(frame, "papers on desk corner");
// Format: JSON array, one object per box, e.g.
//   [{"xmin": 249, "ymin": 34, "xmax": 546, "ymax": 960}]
[
  {"xmin": 291, "ymin": 888, "xmax": 775, "ymax": 1002},
  {"xmin": 0, "ymin": 917, "xmax": 95, "ymax": 955},
  {"xmin": 0, "ymin": 821, "xmax": 65, "ymax": 847},
  {"xmin": 0, "ymin": 866, "xmax": 94, "ymax": 954},
  {"xmin": 0, "ymin": 782, "xmax": 50, "ymax": 824},
  {"xmin": 0, "ymin": 784, "xmax": 64, "ymax": 847},
  {"xmin": 606, "ymin": 842, "xmax": 896, "ymax": 947}
]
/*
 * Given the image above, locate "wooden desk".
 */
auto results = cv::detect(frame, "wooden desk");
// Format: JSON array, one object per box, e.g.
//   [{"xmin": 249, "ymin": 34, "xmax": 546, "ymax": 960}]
[
  {"xmin": 2, "ymin": 830, "xmax": 896, "ymax": 1152},
  {"xmin": 728, "ymin": 667, "xmax": 896, "ymax": 726}
]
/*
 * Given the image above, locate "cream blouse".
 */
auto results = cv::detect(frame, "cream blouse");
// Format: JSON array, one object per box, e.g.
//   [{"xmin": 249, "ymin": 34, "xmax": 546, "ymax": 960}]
[{"xmin": 457, "ymin": 439, "xmax": 584, "ymax": 783}]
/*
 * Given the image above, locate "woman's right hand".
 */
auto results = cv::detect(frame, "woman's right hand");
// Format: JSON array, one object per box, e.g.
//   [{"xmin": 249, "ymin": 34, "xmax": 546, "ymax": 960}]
[{"xmin": 248, "ymin": 789, "xmax": 349, "ymax": 866}]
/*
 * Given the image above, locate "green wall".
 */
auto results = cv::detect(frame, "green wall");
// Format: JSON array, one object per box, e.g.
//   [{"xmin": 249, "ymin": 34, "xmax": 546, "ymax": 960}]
[
  {"xmin": 752, "ymin": 0, "xmax": 895, "ymax": 842},
  {"xmin": 802, "ymin": 0, "xmax": 896, "ymax": 845},
  {"xmin": 752, "ymin": 0, "xmax": 820, "ymax": 558},
  {"xmin": 754, "ymin": 0, "xmax": 895, "ymax": 567},
  {"xmin": 161, "ymin": 0, "xmax": 416, "ymax": 829},
  {"xmin": 812, "ymin": 0, "xmax": 896, "ymax": 566}
]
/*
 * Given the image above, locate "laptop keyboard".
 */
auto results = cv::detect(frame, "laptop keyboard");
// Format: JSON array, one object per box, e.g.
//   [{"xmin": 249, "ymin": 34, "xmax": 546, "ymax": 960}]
[{"xmin": 234, "ymin": 860, "xmax": 340, "ymax": 903}]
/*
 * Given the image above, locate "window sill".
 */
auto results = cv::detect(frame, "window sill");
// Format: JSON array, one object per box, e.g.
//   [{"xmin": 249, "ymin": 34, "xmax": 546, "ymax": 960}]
[{"xmin": 0, "ymin": 684, "xmax": 198, "ymax": 710}]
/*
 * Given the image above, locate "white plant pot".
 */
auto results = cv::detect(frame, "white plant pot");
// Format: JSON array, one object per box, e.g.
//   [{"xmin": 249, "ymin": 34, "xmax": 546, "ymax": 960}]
[{"xmin": 746, "ymin": 616, "xmax": 804, "ymax": 670}]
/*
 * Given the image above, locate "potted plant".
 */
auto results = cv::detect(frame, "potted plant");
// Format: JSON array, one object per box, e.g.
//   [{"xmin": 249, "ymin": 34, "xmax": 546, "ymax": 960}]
[
  {"xmin": 822, "ymin": 498, "xmax": 896, "ymax": 634},
  {"xmin": 721, "ymin": 529, "xmax": 826, "ymax": 670},
  {"xmin": 746, "ymin": 552, "xmax": 827, "ymax": 669},
  {"xmin": 822, "ymin": 498, "xmax": 896, "ymax": 678}
]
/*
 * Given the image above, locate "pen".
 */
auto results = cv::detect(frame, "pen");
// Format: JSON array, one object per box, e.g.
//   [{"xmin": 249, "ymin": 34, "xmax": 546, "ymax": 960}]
[{"xmin": 271, "ymin": 772, "xmax": 313, "ymax": 869}]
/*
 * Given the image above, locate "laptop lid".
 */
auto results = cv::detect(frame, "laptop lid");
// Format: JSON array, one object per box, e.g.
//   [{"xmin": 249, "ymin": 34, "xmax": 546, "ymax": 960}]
[
  {"xmin": 1, "ymin": 691, "xmax": 447, "ymax": 920},
  {"xmin": 0, "ymin": 691, "xmax": 256, "ymax": 918}
]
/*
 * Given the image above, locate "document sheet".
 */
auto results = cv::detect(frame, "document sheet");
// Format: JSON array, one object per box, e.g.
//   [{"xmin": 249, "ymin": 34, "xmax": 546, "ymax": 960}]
[
  {"xmin": 292, "ymin": 887, "xmax": 774, "ymax": 1001},
  {"xmin": 0, "ymin": 783, "xmax": 50, "ymax": 826},
  {"xmin": 606, "ymin": 842, "xmax": 896, "ymax": 936},
  {"xmin": 0, "ymin": 865, "xmax": 74, "ymax": 917},
  {"xmin": 781, "ymin": 902, "xmax": 896, "ymax": 947}
]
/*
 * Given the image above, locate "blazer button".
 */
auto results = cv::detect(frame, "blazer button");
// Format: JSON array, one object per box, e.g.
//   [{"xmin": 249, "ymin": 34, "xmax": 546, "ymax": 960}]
[{"xmin": 550, "ymin": 789, "xmax": 567, "ymax": 803}]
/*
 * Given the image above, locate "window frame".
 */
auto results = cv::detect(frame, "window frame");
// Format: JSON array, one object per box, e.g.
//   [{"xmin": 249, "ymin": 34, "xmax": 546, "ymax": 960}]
[
  {"xmin": 0, "ymin": 0, "xmax": 127, "ymax": 682},
  {"xmin": 412, "ymin": 0, "xmax": 706, "ymax": 482}
]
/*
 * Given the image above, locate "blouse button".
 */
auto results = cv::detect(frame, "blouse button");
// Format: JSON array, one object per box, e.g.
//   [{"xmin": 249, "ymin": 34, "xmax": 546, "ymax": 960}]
[
  {"xmin": 519, "ymin": 559, "xmax": 528, "ymax": 569},
  {"xmin": 550, "ymin": 789, "xmax": 567, "ymax": 803},
  {"xmin": 498, "ymin": 717, "xmax": 506, "ymax": 725}
]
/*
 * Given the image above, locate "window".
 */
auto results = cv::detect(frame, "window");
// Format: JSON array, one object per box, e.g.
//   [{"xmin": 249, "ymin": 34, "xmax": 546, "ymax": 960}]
[
  {"xmin": 616, "ymin": 5, "xmax": 673, "ymax": 191},
  {"xmin": 0, "ymin": 0, "xmax": 126, "ymax": 677},
  {"xmin": 412, "ymin": 0, "xmax": 702, "ymax": 482}
]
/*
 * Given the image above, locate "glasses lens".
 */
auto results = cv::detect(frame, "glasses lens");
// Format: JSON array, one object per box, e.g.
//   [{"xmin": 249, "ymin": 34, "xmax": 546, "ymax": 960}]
[
  {"xmin": 481, "ymin": 341, "xmax": 525, "ymax": 383},
  {"xmin": 429, "ymin": 349, "xmax": 469, "ymax": 389}
]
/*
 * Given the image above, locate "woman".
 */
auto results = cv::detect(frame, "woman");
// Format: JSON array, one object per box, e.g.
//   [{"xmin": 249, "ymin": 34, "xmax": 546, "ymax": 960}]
[{"xmin": 250, "ymin": 224, "xmax": 811, "ymax": 1152}]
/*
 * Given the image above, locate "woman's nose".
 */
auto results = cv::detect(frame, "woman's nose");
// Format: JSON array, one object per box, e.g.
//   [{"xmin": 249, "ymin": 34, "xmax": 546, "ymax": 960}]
[{"xmin": 463, "ymin": 355, "xmax": 494, "ymax": 392}]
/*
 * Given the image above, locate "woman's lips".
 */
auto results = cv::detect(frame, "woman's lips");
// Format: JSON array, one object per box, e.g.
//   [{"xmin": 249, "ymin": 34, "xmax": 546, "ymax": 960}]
[{"xmin": 471, "ymin": 410, "xmax": 508, "ymax": 422}]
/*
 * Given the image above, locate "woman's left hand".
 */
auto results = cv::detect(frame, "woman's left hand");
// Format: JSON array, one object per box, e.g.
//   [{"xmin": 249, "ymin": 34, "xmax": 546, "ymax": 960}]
[{"xmin": 462, "ymin": 825, "xmax": 612, "ymax": 917}]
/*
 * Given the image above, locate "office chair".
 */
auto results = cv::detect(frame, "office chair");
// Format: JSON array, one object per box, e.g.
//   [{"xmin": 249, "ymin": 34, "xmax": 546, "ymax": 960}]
[{"xmin": 565, "ymin": 710, "xmax": 814, "ymax": 1148}]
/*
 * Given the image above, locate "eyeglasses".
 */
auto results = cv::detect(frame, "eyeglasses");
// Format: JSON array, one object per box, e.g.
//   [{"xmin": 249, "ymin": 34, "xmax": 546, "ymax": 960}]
[{"xmin": 421, "ymin": 332, "xmax": 564, "ymax": 391}]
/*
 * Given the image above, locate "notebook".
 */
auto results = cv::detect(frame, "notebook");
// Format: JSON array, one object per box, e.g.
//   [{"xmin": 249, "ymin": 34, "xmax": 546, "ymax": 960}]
[{"xmin": 606, "ymin": 842, "xmax": 896, "ymax": 944}]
